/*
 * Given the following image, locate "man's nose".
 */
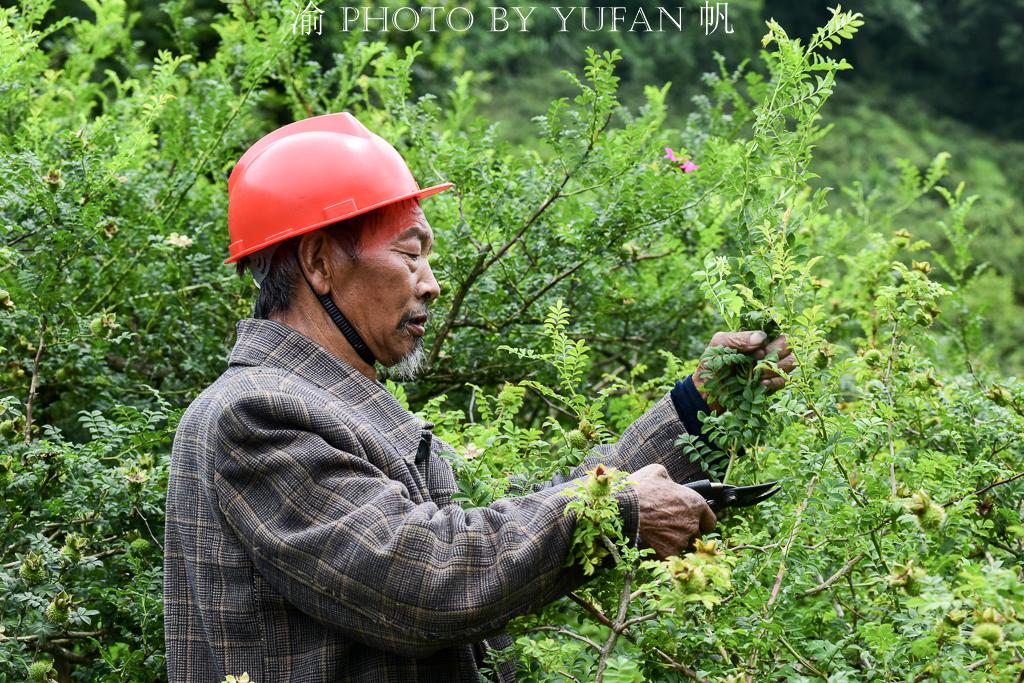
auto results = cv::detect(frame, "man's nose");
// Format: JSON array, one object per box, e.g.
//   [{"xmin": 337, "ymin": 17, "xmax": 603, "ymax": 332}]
[{"xmin": 417, "ymin": 261, "xmax": 441, "ymax": 302}]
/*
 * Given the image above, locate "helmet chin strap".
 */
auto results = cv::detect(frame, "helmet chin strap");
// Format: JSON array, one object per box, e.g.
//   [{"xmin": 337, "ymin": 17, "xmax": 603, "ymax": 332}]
[{"xmin": 300, "ymin": 270, "xmax": 377, "ymax": 368}]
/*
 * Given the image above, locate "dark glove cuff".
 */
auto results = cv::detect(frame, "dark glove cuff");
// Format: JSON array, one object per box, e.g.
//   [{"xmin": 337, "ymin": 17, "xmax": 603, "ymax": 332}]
[
  {"xmin": 671, "ymin": 375, "xmax": 727, "ymax": 472},
  {"xmin": 671, "ymin": 375, "xmax": 712, "ymax": 443}
]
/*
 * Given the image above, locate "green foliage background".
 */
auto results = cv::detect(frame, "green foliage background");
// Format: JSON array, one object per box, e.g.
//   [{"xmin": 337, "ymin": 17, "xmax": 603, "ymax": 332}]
[{"xmin": 1, "ymin": 1, "xmax": 1022, "ymax": 681}]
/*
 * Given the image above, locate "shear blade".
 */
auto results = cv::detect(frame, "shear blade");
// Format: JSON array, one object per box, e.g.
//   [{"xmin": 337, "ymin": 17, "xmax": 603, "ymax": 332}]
[{"xmin": 732, "ymin": 482, "xmax": 781, "ymax": 507}]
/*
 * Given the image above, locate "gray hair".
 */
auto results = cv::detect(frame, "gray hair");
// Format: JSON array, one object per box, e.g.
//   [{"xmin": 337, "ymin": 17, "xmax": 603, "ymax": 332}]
[{"xmin": 234, "ymin": 214, "xmax": 369, "ymax": 319}]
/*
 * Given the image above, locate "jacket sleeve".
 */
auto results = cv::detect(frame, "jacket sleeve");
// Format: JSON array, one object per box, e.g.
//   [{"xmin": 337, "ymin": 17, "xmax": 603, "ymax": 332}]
[{"xmin": 212, "ymin": 390, "xmax": 640, "ymax": 658}]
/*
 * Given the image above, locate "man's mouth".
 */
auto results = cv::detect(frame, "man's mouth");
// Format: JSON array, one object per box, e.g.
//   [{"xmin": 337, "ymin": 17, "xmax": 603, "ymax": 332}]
[{"xmin": 403, "ymin": 312, "xmax": 429, "ymax": 337}]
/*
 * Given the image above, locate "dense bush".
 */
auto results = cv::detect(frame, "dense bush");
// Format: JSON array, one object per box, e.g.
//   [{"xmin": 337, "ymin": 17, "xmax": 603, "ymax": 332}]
[{"xmin": 1, "ymin": 1, "xmax": 1021, "ymax": 681}]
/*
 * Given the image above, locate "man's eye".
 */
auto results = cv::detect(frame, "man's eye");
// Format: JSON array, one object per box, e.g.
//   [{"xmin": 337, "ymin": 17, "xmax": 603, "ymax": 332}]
[{"xmin": 402, "ymin": 251, "xmax": 420, "ymax": 261}]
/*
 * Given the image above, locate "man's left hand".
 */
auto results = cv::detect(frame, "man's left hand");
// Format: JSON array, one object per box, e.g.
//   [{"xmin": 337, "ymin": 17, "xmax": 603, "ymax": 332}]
[{"xmin": 693, "ymin": 330, "xmax": 796, "ymax": 413}]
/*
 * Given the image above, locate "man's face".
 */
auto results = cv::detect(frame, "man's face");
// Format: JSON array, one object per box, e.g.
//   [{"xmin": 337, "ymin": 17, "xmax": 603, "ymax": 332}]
[{"xmin": 328, "ymin": 201, "xmax": 440, "ymax": 377}]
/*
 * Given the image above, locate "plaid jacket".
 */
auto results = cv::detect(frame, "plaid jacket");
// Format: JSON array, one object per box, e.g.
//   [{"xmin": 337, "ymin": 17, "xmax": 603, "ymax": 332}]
[{"xmin": 164, "ymin": 318, "xmax": 706, "ymax": 682}]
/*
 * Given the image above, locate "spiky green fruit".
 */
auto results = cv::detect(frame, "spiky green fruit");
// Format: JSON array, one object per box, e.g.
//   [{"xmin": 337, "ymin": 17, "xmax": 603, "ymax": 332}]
[
  {"xmin": 129, "ymin": 538, "xmax": 151, "ymax": 554},
  {"xmin": 583, "ymin": 464, "xmax": 613, "ymax": 499},
  {"xmin": 973, "ymin": 622, "xmax": 1003, "ymax": 644},
  {"xmin": 566, "ymin": 429, "xmax": 589, "ymax": 450},
  {"xmin": 45, "ymin": 592, "xmax": 73, "ymax": 626},
  {"xmin": 60, "ymin": 533, "xmax": 86, "ymax": 564},
  {"xmin": 905, "ymin": 490, "xmax": 945, "ymax": 530},
  {"xmin": 19, "ymin": 552, "xmax": 45, "ymax": 584},
  {"xmin": 27, "ymin": 660, "xmax": 54, "ymax": 682},
  {"xmin": 667, "ymin": 557, "xmax": 707, "ymax": 593}
]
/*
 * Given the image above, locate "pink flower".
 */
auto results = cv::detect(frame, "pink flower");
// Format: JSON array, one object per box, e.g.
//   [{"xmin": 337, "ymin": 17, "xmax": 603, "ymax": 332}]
[{"xmin": 663, "ymin": 147, "xmax": 699, "ymax": 173}]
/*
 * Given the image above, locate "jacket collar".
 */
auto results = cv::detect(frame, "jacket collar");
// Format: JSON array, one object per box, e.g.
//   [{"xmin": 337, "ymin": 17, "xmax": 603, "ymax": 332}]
[{"xmin": 227, "ymin": 318, "xmax": 432, "ymax": 463}]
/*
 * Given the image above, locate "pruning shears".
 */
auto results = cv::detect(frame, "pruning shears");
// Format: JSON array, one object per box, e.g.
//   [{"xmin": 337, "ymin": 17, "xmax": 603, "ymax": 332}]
[{"xmin": 686, "ymin": 479, "xmax": 781, "ymax": 512}]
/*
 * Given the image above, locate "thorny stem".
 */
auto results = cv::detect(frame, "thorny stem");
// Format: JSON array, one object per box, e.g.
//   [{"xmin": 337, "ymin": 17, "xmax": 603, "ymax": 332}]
[
  {"xmin": 747, "ymin": 474, "xmax": 819, "ymax": 681},
  {"xmin": 426, "ymin": 249, "xmax": 488, "ymax": 367},
  {"xmin": 798, "ymin": 552, "xmax": 866, "ymax": 598},
  {"xmin": 13, "ymin": 629, "xmax": 106, "ymax": 643},
  {"xmin": 779, "ymin": 633, "xmax": 827, "ymax": 679},
  {"xmin": 943, "ymin": 470, "xmax": 1024, "ymax": 508},
  {"xmin": 594, "ymin": 534, "xmax": 630, "ymax": 683},
  {"xmin": 767, "ymin": 475, "xmax": 819, "ymax": 609},
  {"xmin": 882, "ymin": 321, "xmax": 900, "ymax": 496},
  {"xmin": 527, "ymin": 626, "xmax": 600, "ymax": 650},
  {"xmin": 23, "ymin": 320, "xmax": 46, "ymax": 444},
  {"xmin": 134, "ymin": 506, "xmax": 164, "ymax": 553},
  {"xmin": 3, "ymin": 544, "xmax": 124, "ymax": 570}
]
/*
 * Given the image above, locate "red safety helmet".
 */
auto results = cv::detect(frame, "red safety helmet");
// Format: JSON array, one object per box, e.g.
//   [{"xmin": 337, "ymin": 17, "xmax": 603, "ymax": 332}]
[{"xmin": 225, "ymin": 112, "xmax": 453, "ymax": 264}]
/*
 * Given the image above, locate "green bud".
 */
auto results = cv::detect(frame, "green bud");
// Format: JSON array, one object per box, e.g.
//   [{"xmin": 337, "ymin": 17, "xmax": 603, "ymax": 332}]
[
  {"xmin": 45, "ymin": 592, "xmax": 73, "ymax": 626},
  {"xmin": 887, "ymin": 561, "xmax": 926, "ymax": 596},
  {"xmin": 19, "ymin": 552, "xmax": 46, "ymax": 584},
  {"xmin": 912, "ymin": 260, "xmax": 932, "ymax": 275},
  {"xmin": 125, "ymin": 468, "xmax": 148, "ymax": 492},
  {"xmin": 27, "ymin": 660, "xmax": 54, "ymax": 682},
  {"xmin": 129, "ymin": 538, "xmax": 151, "ymax": 554},
  {"xmin": 978, "ymin": 607, "xmax": 1000, "ymax": 623},
  {"xmin": 945, "ymin": 609, "xmax": 968, "ymax": 626},
  {"xmin": 910, "ymin": 370, "xmax": 942, "ymax": 392},
  {"xmin": 583, "ymin": 464, "xmax": 613, "ymax": 499},
  {"xmin": 972, "ymin": 622, "xmax": 1003, "ymax": 645},
  {"xmin": 60, "ymin": 533, "xmax": 87, "ymax": 564},
  {"xmin": 815, "ymin": 345, "xmax": 834, "ymax": 369},
  {"xmin": 668, "ymin": 557, "xmax": 707, "ymax": 593},
  {"xmin": 694, "ymin": 538, "xmax": 721, "ymax": 558},
  {"xmin": 905, "ymin": 490, "xmax": 945, "ymax": 530},
  {"xmin": 566, "ymin": 429, "xmax": 589, "ymax": 450},
  {"xmin": 863, "ymin": 349, "xmax": 883, "ymax": 368},
  {"xmin": 986, "ymin": 385, "xmax": 1012, "ymax": 407}
]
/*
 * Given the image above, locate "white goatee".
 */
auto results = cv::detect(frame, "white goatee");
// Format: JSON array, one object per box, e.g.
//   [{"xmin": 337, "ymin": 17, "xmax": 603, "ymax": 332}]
[{"xmin": 386, "ymin": 338, "xmax": 426, "ymax": 381}]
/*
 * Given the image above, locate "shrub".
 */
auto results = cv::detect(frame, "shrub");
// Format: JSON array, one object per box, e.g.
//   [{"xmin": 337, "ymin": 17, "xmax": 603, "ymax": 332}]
[{"xmin": 1, "ymin": 2, "xmax": 1021, "ymax": 681}]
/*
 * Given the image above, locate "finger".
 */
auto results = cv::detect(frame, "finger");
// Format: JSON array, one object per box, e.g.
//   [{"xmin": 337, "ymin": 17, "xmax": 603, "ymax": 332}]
[
  {"xmin": 760, "ymin": 376, "xmax": 786, "ymax": 392},
  {"xmin": 762, "ymin": 334, "xmax": 792, "ymax": 360},
  {"xmin": 711, "ymin": 330, "xmax": 768, "ymax": 352},
  {"xmin": 699, "ymin": 504, "xmax": 717, "ymax": 533},
  {"xmin": 757, "ymin": 351, "xmax": 796, "ymax": 379},
  {"xmin": 777, "ymin": 354, "xmax": 797, "ymax": 373}
]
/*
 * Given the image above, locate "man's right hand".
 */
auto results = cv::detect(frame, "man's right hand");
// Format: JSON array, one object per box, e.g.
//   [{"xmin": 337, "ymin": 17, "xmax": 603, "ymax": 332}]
[{"xmin": 630, "ymin": 464, "xmax": 716, "ymax": 558}]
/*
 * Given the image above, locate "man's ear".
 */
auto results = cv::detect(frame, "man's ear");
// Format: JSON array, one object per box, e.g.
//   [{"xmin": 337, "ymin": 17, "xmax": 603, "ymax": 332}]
[{"xmin": 297, "ymin": 231, "xmax": 341, "ymax": 296}]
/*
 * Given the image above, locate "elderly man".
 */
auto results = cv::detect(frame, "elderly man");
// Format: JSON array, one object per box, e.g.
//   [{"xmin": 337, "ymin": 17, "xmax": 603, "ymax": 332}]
[{"xmin": 164, "ymin": 113, "xmax": 793, "ymax": 682}]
